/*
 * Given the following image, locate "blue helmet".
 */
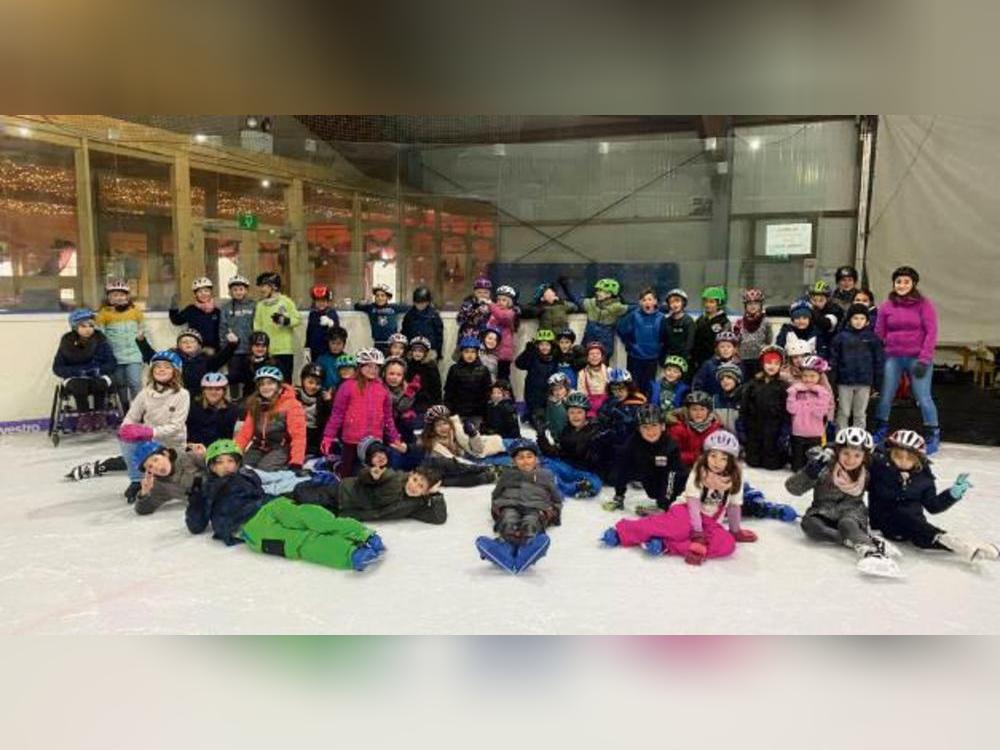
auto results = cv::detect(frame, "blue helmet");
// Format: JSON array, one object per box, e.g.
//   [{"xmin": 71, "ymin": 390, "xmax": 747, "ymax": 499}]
[
  {"xmin": 150, "ymin": 350, "xmax": 183, "ymax": 371},
  {"xmin": 255, "ymin": 365, "xmax": 284, "ymax": 382},
  {"xmin": 507, "ymin": 438, "xmax": 539, "ymax": 458},
  {"xmin": 608, "ymin": 368, "xmax": 633, "ymax": 385},
  {"xmin": 68, "ymin": 308, "xmax": 96, "ymax": 329},
  {"xmin": 458, "ymin": 336, "xmax": 481, "ymax": 351},
  {"xmin": 134, "ymin": 441, "xmax": 167, "ymax": 470},
  {"xmin": 789, "ymin": 300, "xmax": 813, "ymax": 319}
]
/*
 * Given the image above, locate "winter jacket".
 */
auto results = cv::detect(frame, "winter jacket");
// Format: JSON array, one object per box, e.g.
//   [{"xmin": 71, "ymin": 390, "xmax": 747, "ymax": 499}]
[
  {"xmin": 691, "ymin": 312, "xmax": 731, "ymax": 370},
  {"xmin": 597, "ymin": 392, "xmax": 648, "ymax": 445},
  {"xmin": 650, "ymin": 378, "xmax": 689, "ymax": 413},
  {"xmin": 402, "ymin": 304, "xmax": 444, "ymax": 355},
  {"xmin": 136, "ymin": 449, "xmax": 206, "ymax": 514},
  {"xmin": 668, "ymin": 413, "xmax": 722, "ymax": 467},
  {"xmin": 579, "ymin": 297, "xmax": 628, "ymax": 354},
  {"xmin": 617, "ymin": 306, "xmax": 668, "ymax": 361},
  {"xmin": 177, "ymin": 343, "xmax": 235, "ymax": 394},
  {"xmin": 785, "ymin": 382, "xmax": 834, "ymax": 438},
  {"xmin": 186, "ymin": 467, "xmax": 271, "ymax": 545},
  {"xmin": 322, "ymin": 377, "xmax": 400, "ymax": 447},
  {"xmin": 785, "ymin": 462, "xmax": 868, "ymax": 529},
  {"xmin": 538, "ymin": 421, "xmax": 605, "ymax": 468},
  {"xmin": 123, "ymin": 385, "xmax": 191, "ymax": 448},
  {"xmin": 253, "ymin": 295, "xmax": 303, "ymax": 356},
  {"xmin": 867, "ymin": 452, "xmax": 957, "ymax": 534},
  {"xmin": 486, "ymin": 303, "xmax": 518, "ymax": 361},
  {"xmin": 236, "ymin": 384, "xmax": 308, "ymax": 467},
  {"xmin": 315, "ymin": 352, "xmax": 345, "ymax": 391},
  {"xmin": 733, "ymin": 315, "xmax": 772, "ymax": 362},
  {"xmin": 830, "ymin": 326, "xmax": 885, "ymax": 387},
  {"xmin": 170, "ymin": 303, "xmax": 221, "ymax": 351},
  {"xmin": 874, "ymin": 294, "xmax": 938, "ymax": 363},
  {"xmin": 713, "ymin": 388, "xmax": 742, "ymax": 437},
  {"xmin": 354, "ymin": 301, "xmax": 408, "ymax": 345},
  {"xmin": 741, "ymin": 375, "xmax": 789, "ymax": 470},
  {"xmin": 444, "ymin": 358, "xmax": 492, "ymax": 419},
  {"xmin": 405, "ymin": 358, "xmax": 442, "ymax": 413},
  {"xmin": 612, "ymin": 431, "xmax": 683, "ymax": 499},
  {"xmin": 775, "ymin": 323, "xmax": 822, "ymax": 358},
  {"xmin": 542, "ymin": 399, "xmax": 568, "ymax": 438},
  {"xmin": 295, "ymin": 387, "xmax": 332, "ymax": 432},
  {"xmin": 515, "ymin": 344, "xmax": 560, "ymax": 413},
  {"xmin": 577, "ymin": 365, "xmax": 609, "ymax": 414},
  {"xmin": 53, "ymin": 330, "xmax": 117, "ymax": 379},
  {"xmin": 555, "ymin": 345, "xmax": 585, "ymax": 387},
  {"xmin": 95, "ymin": 305, "xmax": 144, "ymax": 365},
  {"xmin": 218, "ymin": 298, "xmax": 256, "ymax": 354},
  {"xmin": 185, "ymin": 398, "xmax": 240, "ymax": 446},
  {"xmin": 491, "ymin": 466, "xmax": 563, "ymax": 526},
  {"xmin": 483, "ymin": 399, "xmax": 521, "ymax": 439},
  {"xmin": 692, "ymin": 355, "xmax": 743, "ymax": 398},
  {"xmin": 524, "ymin": 298, "xmax": 577, "ymax": 332},
  {"xmin": 663, "ymin": 313, "xmax": 696, "ymax": 362},
  {"xmin": 305, "ymin": 307, "xmax": 341, "ymax": 361},
  {"xmin": 298, "ymin": 467, "xmax": 447, "ymax": 525},
  {"xmin": 457, "ymin": 296, "xmax": 492, "ymax": 336}
]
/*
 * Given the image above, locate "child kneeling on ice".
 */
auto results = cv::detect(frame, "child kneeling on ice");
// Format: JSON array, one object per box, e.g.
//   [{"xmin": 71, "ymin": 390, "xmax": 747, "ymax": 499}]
[
  {"xmin": 868, "ymin": 430, "xmax": 999, "ymax": 564},
  {"xmin": 476, "ymin": 440, "xmax": 562, "ymax": 574},
  {"xmin": 604, "ymin": 403, "xmax": 683, "ymax": 514},
  {"xmin": 602, "ymin": 430, "xmax": 754, "ymax": 565},
  {"xmin": 786, "ymin": 427, "xmax": 902, "ymax": 578}
]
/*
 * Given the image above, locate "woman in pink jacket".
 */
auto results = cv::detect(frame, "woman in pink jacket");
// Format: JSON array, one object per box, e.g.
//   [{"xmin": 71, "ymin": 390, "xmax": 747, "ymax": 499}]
[
  {"xmin": 320, "ymin": 348, "xmax": 405, "ymax": 477},
  {"xmin": 786, "ymin": 355, "xmax": 835, "ymax": 471},
  {"xmin": 487, "ymin": 284, "xmax": 520, "ymax": 382},
  {"xmin": 872, "ymin": 266, "xmax": 941, "ymax": 453}
]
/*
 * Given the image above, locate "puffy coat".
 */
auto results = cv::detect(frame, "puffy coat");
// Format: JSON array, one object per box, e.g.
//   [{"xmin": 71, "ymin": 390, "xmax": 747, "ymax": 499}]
[
  {"xmin": 867, "ymin": 452, "xmax": 957, "ymax": 533},
  {"xmin": 483, "ymin": 398, "xmax": 521, "ymax": 439},
  {"xmin": 185, "ymin": 398, "xmax": 240, "ymax": 446},
  {"xmin": 53, "ymin": 330, "xmax": 117, "ymax": 379},
  {"xmin": 444, "ymin": 358, "xmax": 492, "ymax": 418},
  {"xmin": 515, "ymin": 344, "xmax": 560, "ymax": 413},
  {"xmin": 177, "ymin": 343, "xmax": 235, "ymax": 394},
  {"xmin": 617, "ymin": 306, "xmax": 668, "ymax": 361},
  {"xmin": 95, "ymin": 304, "xmax": 144, "ymax": 365},
  {"xmin": 650, "ymin": 378, "xmax": 689, "ymax": 413},
  {"xmin": 526, "ymin": 299, "xmax": 577, "ymax": 332},
  {"xmin": 237, "ymin": 384, "xmax": 307, "ymax": 466},
  {"xmin": 322, "ymin": 377, "xmax": 400, "ymax": 446},
  {"xmin": 692, "ymin": 355, "xmax": 743, "ymax": 398},
  {"xmin": 123, "ymin": 385, "xmax": 191, "ymax": 448},
  {"xmin": 874, "ymin": 294, "xmax": 938, "ymax": 363},
  {"xmin": 785, "ymin": 462, "xmax": 868, "ymax": 530},
  {"xmin": 186, "ymin": 467, "xmax": 271, "ymax": 544},
  {"xmin": 612, "ymin": 431, "xmax": 683, "ymax": 499},
  {"xmin": 668, "ymin": 413, "xmax": 722, "ymax": 467},
  {"xmin": 253, "ymin": 295, "xmax": 303, "ymax": 356},
  {"xmin": 691, "ymin": 311, "xmax": 731, "ymax": 370},
  {"xmin": 830, "ymin": 326, "xmax": 885, "ymax": 386},
  {"xmin": 491, "ymin": 466, "xmax": 563, "ymax": 526},
  {"xmin": 169, "ymin": 303, "xmax": 222, "ymax": 351},
  {"xmin": 663, "ymin": 313, "xmax": 695, "ymax": 362},
  {"xmin": 596, "ymin": 392, "xmax": 648, "ymax": 445},
  {"xmin": 297, "ymin": 467, "xmax": 447, "ymax": 525},
  {"xmin": 402, "ymin": 305, "xmax": 444, "ymax": 355},
  {"xmin": 218, "ymin": 298, "xmax": 256, "ymax": 354},
  {"xmin": 741, "ymin": 375, "xmax": 789, "ymax": 470},
  {"xmin": 305, "ymin": 307, "xmax": 341, "ymax": 360},
  {"xmin": 486, "ymin": 303, "xmax": 518, "ymax": 361},
  {"xmin": 786, "ymin": 382, "xmax": 834, "ymax": 438},
  {"xmin": 538, "ymin": 420, "xmax": 605, "ymax": 468}
]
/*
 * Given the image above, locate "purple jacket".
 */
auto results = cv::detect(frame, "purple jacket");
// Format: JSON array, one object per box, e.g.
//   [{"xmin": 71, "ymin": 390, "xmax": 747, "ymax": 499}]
[{"xmin": 874, "ymin": 295, "xmax": 938, "ymax": 363}]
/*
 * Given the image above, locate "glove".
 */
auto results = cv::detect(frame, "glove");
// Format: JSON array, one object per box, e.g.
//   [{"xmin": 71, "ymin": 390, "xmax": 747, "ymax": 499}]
[
  {"xmin": 733, "ymin": 528, "xmax": 758, "ymax": 543},
  {"xmin": 913, "ymin": 361, "xmax": 929, "ymax": 379},
  {"xmin": 271, "ymin": 312, "xmax": 290, "ymax": 326},
  {"xmin": 805, "ymin": 446, "xmax": 835, "ymax": 477},
  {"xmin": 100, "ymin": 375, "xmax": 113, "ymax": 387},
  {"xmin": 119, "ymin": 424, "xmax": 154, "ymax": 442},
  {"xmin": 949, "ymin": 473, "xmax": 973, "ymax": 500},
  {"xmin": 226, "ymin": 331, "xmax": 239, "ymax": 344},
  {"xmin": 319, "ymin": 316, "xmax": 335, "ymax": 328},
  {"xmin": 462, "ymin": 420, "xmax": 478, "ymax": 437}
]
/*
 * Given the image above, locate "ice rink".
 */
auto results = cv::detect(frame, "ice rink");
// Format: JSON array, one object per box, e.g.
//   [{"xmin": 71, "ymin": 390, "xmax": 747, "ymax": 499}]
[{"xmin": 2, "ymin": 429, "xmax": 998, "ymax": 634}]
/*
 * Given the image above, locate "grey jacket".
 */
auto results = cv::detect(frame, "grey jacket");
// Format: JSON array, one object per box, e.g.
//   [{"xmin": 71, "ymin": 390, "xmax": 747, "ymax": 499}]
[
  {"xmin": 135, "ymin": 450, "xmax": 207, "ymax": 515},
  {"xmin": 785, "ymin": 464, "xmax": 869, "ymax": 526},
  {"xmin": 219, "ymin": 298, "xmax": 257, "ymax": 354},
  {"xmin": 491, "ymin": 466, "xmax": 563, "ymax": 525}
]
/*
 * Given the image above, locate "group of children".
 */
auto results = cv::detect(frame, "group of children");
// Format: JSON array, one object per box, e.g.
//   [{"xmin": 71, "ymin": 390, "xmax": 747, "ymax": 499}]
[{"xmin": 55, "ymin": 266, "xmax": 997, "ymax": 577}]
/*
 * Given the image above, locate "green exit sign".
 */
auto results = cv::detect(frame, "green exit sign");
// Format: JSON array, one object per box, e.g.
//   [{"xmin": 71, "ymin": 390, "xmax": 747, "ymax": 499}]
[{"xmin": 237, "ymin": 211, "xmax": 258, "ymax": 230}]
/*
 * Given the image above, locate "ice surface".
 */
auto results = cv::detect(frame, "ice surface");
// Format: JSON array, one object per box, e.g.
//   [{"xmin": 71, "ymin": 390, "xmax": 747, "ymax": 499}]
[{"xmin": 2, "ymin": 431, "xmax": 998, "ymax": 634}]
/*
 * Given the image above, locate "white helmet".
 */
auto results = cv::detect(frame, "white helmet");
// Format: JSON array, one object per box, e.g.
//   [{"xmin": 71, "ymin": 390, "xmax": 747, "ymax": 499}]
[
  {"xmin": 496, "ymin": 285, "xmax": 517, "ymax": 299},
  {"xmin": 372, "ymin": 283, "xmax": 393, "ymax": 297},
  {"xmin": 425, "ymin": 404, "xmax": 452, "ymax": 423},
  {"xmin": 388, "ymin": 333, "xmax": 408, "ymax": 346},
  {"xmin": 785, "ymin": 337, "xmax": 815, "ymax": 357},
  {"xmin": 703, "ymin": 430, "xmax": 741, "ymax": 458},
  {"xmin": 191, "ymin": 276, "xmax": 213, "ymax": 291},
  {"xmin": 355, "ymin": 348, "xmax": 385, "ymax": 366},
  {"xmin": 228, "ymin": 275, "xmax": 250, "ymax": 288},
  {"xmin": 887, "ymin": 429, "xmax": 926, "ymax": 456},
  {"xmin": 835, "ymin": 427, "xmax": 874, "ymax": 451},
  {"xmin": 104, "ymin": 278, "xmax": 130, "ymax": 294}
]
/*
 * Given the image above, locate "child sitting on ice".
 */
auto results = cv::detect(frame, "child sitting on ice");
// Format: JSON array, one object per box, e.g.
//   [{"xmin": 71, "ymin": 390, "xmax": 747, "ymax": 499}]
[
  {"xmin": 185, "ymin": 372, "xmax": 239, "ymax": 448},
  {"xmin": 537, "ymin": 391, "xmax": 604, "ymax": 499},
  {"xmin": 185, "ymin": 438, "xmax": 271, "ymax": 545},
  {"xmin": 419, "ymin": 405, "xmax": 503, "ymax": 487},
  {"xmin": 481, "ymin": 380, "xmax": 521, "ymax": 439}
]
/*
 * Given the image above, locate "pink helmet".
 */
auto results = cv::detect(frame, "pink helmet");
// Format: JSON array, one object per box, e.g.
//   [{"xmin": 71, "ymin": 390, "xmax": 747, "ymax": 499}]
[{"xmin": 800, "ymin": 355, "xmax": 830, "ymax": 373}]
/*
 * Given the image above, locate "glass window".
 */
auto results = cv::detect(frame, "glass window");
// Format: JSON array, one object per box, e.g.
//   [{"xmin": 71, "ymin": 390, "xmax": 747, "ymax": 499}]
[
  {"xmin": 191, "ymin": 169, "xmax": 287, "ymax": 226},
  {"xmin": 0, "ymin": 135, "xmax": 80, "ymax": 312},
  {"xmin": 205, "ymin": 234, "xmax": 243, "ymax": 297},
  {"xmin": 258, "ymin": 236, "xmax": 289, "ymax": 291},
  {"xmin": 305, "ymin": 184, "xmax": 356, "ymax": 305},
  {"xmin": 90, "ymin": 148, "xmax": 175, "ymax": 310}
]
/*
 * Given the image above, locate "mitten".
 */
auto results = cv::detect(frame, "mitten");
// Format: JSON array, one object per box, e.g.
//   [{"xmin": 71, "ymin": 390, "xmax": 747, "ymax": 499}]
[
  {"xmin": 949, "ymin": 473, "xmax": 973, "ymax": 500},
  {"xmin": 119, "ymin": 423, "xmax": 154, "ymax": 442},
  {"xmin": 319, "ymin": 316, "xmax": 335, "ymax": 328}
]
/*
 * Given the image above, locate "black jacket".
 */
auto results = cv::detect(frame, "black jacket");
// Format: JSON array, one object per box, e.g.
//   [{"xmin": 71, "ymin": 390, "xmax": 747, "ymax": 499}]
[
  {"xmin": 401, "ymin": 305, "xmax": 444, "ymax": 354},
  {"xmin": 830, "ymin": 326, "xmax": 884, "ymax": 387},
  {"xmin": 186, "ymin": 467, "xmax": 270, "ymax": 545},
  {"xmin": 406, "ymin": 358, "xmax": 443, "ymax": 413},
  {"xmin": 53, "ymin": 330, "xmax": 117, "ymax": 379},
  {"xmin": 482, "ymin": 398, "xmax": 521, "ymax": 439},
  {"xmin": 515, "ymin": 343, "xmax": 560, "ymax": 412},
  {"xmin": 868, "ymin": 452, "xmax": 958, "ymax": 532},
  {"xmin": 740, "ymin": 375, "xmax": 789, "ymax": 470},
  {"xmin": 444, "ymin": 358, "xmax": 492, "ymax": 418},
  {"xmin": 293, "ymin": 468, "xmax": 447, "ymax": 525},
  {"xmin": 612, "ymin": 431, "xmax": 683, "ymax": 499},
  {"xmin": 186, "ymin": 399, "xmax": 240, "ymax": 446},
  {"xmin": 169, "ymin": 304, "xmax": 222, "ymax": 350},
  {"xmin": 539, "ymin": 421, "xmax": 605, "ymax": 468},
  {"xmin": 177, "ymin": 343, "xmax": 235, "ymax": 394},
  {"xmin": 692, "ymin": 312, "xmax": 731, "ymax": 370}
]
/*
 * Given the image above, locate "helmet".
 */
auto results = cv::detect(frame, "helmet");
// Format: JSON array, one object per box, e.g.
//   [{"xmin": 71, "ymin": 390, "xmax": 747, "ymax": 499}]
[
  {"xmin": 887, "ymin": 429, "xmax": 927, "ymax": 456},
  {"xmin": 495, "ymin": 284, "xmax": 517, "ymax": 299},
  {"xmin": 256, "ymin": 272, "xmax": 281, "ymax": 290},
  {"xmin": 104, "ymin": 278, "xmax": 130, "ymax": 294},
  {"xmin": 507, "ymin": 438, "xmax": 539, "ymax": 458},
  {"xmin": 388, "ymin": 333, "xmax": 408, "ymax": 346},
  {"xmin": 715, "ymin": 362, "xmax": 744, "ymax": 384},
  {"xmin": 548, "ymin": 372, "xmax": 570, "ymax": 388},
  {"xmin": 228, "ymin": 275, "xmax": 250, "ymax": 288},
  {"xmin": 249, "ymin": 330, "xmax": 270, "ymax": 348},
  {"xmin": 300, "ymin": 363, "xmax": 325, "ymax": 382},
  {"xmin": 310, "ymin": 284, "xmax": 330, "ymax": 301},
  {"xmin": 684, "ymin": 390, "xmax": 713, "ymax": 408},
  {"xmin": 608, "ymin": 368, "xmax": 633, "ymax": 385},
  {"xmin": 150, "ymin": 350, "xmax": 183, "ymax": 371},
  {"xmin": 533, "ymin": 282, "xmax": 555, "ymax": 303},
  {"xmin": 205, "ymin": 439, "xmax": 242, "ymax": 465},
  {"xmin": 701, "ymin": 286, "xmax": 727, "ymax": 304},
  {"xmin": 176, "ymin": 328, "xmax": 203, "ymax": 345},
  {"xmin": 703, "ymin": 430, "xmax": 741, "ymax": 458},
  {"xmin": 663, "ymin": 355, "xmax": 689, "ymax": 374},
  {"xmin": 585, "ymin": 341, "xmax": 606, "ymax": 355},
  {"xmin": 473, "ymin": 276, "xmax": 492, "ymax": 291},
  {"xmin": 372, "ymin": 283, "xmax": 393, "ymax": 297},
  {"xmin": 847, "ymin": 303, "xmax": 871, "ymax": 321},
  {"xmin": 835, "ymin": 265, "xmax": 859, "ymax": 282},
  {"xmin": 384, "ymin": 356, "xmax": 407, "ymax": 370},
  {"xmin": 564, "ymin": 391, "xmax": 590, "ymax": 411},
  {"xmin": 355, "ymin": 348, "xmax": 385, "ymax": 366},
  {"xmin": 835, "ymin": 427, "xmax": 874, "ymax": 451},
  {"xmin": 784, "ymin": 337, "xmax": 814, "ymax": 357},
  {"xmin": 636, "ymin": 403, "xmax": 663, "ymax": 426},
  {"xmin": 254, "ymin": 365, "xmax": 284, "ymax": 382},
  {"xmin": 594, "ymin": 278, "xmax": 621, "ymax": 296},
  {"xmin": 200, "ymin": 372, "xmax": 229, "ymax": 388},
  {"xmin": 409, "ymin": 336, "xmax": 431, "ymax": 351},
  {"xmin": 334, "ymin": 354, "xmax": 357, "ymax": 370},
  {"xmin": 891, "ymin": 265, "xmax": 920, "ymax": 284},
  {"xmin": 191, "ymin": 276, "xmax": 213, "ymax": 291},
  {"xmin": 535, "ymin": 329, "xmax": 556, "ymax": 343},
  {"xmin": 665, "ymin": 288, "xmax": 688, "ymax": 304},
  {"xmin": 715, "ymin": 330, "xmax": 740, "ymax": 345},
  {"xmin": 458, "ymin": 336, "xmax": 481, "ymax": 351},
  {"xmin": 134, "ymin": 441, "xmax": 168, "ymax": 471},
  {"xmin": 480, "ymin": 326, "xmax": 502, "ymax": 342},
  {"xmin": 742, "ymin": 287, "xmax": 765, "ymax": 304},
  {"xmin": 759, "ymin": 345, "xmax": 786, "ymax": 364},
  {"xmin": 809, "ymin": 280, "xmax": 832, "ymax": 297},
  {"xmin": 800, "ymin": 355, "xmax": 829, "ymax": 373},
  {"xmin": 425, "ymin": 404, "xmax": 452, "ymax": 423},
  {"xmin": 412, "ymin": 286, "xmax": 432, "ymax": 303},
  {"xmin": 68, "ymin": 308, "xmax": 96, "ymax": 328},
  {"xmin": 557, "ymin": 327, "xmax": 576, "ymax": 343},
  {"xmin": 492, "ymin": 379, "xmax": 513, "ymax": 395},
  {"xmin": 789, "ymin": 300, "xmax": 813, "ymax": 319},
  {"xmin": 357, "ymin": 437, "xmax": 388, "ymax": 465}
]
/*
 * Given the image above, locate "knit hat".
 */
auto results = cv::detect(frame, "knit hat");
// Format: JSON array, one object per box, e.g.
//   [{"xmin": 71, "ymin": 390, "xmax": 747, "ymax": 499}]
[
  {"xmin": 846, "ymin": 303, "xmax": 870, "ymax": 320},
  {"xmin": 716, "ymin": 362, "xmax": 744, "ymax": 385}
]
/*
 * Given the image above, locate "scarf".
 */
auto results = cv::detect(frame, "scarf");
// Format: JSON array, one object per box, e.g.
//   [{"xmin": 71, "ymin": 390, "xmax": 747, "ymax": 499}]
[
  {"xmin": 740, "ymin": 313, "xmax": 764, "ymax": 333},
  {"xmin": 700, "ymin": 467, "xmax": 734, "ymax": 494},
  {"xmin": 831, "ymin": 462, "xmax": 867, "ymax": 497},
  {"xmin": 194, "ymin": 298, "xmax": 216, "ymax": 314},
  {"xmin": 689, "ymin": 415, "xmax": 715, "ymax": 433}
]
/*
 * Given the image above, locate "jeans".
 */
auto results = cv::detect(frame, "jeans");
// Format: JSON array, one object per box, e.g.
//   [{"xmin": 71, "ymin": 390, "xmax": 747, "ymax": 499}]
[
  {"xmin": 876, "ymin": 356, "xmax": 939, "ymax": 426},
  {"xmin": 114, "ymin": 362, "xmax": 143, "ymax": 407},
  {"xmin": 119, "ymin": 439, "xmax": 144, "ymax": 482}
]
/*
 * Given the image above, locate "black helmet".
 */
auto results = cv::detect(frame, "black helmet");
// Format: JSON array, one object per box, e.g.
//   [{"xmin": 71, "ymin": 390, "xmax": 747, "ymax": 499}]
[
  {"xmin": 412, "ymin": 286, "xmax": 432, "ymax": 303},
  {"xmin": 835, "ymin": 265, "xmax": 859, "ymax": 282},
  {"xmin": 249, "ymin": 330, "xmax": 270, "ymax": 348},
  {"xmin": 557, "ymin": 327, "xmax": 576, "ymax": 343},
  {"xmin": 256, "ymin": 272, "xmax": 282, "ymax": 290},
  {"xmin": 636, "ymin": 404, "xmax": 663, "ymax": 426},
  {"xmin": 891, "ymin": 265, "xmax": 920, "ymax": 284},
  {"xmin": 300, "ymin": 363, "xmax": 324, "ymax": 382},
  {"xmin": 684, "ymin": 390, "xmax": 713, "ymax": 409}
]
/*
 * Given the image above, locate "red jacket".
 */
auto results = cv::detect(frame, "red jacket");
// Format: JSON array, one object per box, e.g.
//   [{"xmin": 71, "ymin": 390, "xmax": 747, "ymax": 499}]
[
  {"xmin": 668, "ymin": 415, "xmax": 721, "ymax": 467},
  {"xmin": 236, "ymin": 384, "xmax": 306, "ymax": 467}
]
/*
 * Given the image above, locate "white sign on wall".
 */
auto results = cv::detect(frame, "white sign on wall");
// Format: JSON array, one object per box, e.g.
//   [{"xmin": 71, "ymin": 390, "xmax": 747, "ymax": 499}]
[{"xmin": 765, "ymin": 222, "xmax": 813, "ymax": 256}]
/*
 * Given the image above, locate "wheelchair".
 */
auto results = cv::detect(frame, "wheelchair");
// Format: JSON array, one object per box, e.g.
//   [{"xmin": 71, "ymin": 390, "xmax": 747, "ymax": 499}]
[{"xmin": 47, "ymin": 379, "xmax": 125, "ymax": 446}]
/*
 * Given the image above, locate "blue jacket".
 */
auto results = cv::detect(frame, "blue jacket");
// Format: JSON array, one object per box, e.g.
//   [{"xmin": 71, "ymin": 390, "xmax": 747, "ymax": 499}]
[
  {"xmin": 186, "ymin": 468, "xmax": 271, "ymax": 545},
  {"xmin": 830, "ymin": 326, "xmax": 884, "ymax": 386},
  {"xmin": 185, "ymin": 399, "xmax": 240, "ymax": 446},
  {"xmin": 692, "ymin": 356, "xmax": 742, "ymax": 398},
  {"xmin": 305, "ymin": 307, "xmax": 341, "ymax": 360},
  {"xmin": 616, "ymin": 306, "xmax": 667, "ymax": 361},
  {"xmin": 868, "ymin": 452, "xmax": 958, "ymax": 533},
  {"xmin": 354, "ymin": 302, "xmax": 408, "ymax": 344},
  {"xmin": 315, "ymin": 352, "xmax": 344, "ymax": 391},
  {"xmin": 170, "ymin": 304, "xmax": 222, "ymax": 350},
  {"xmin": 53, "ymin": 331, "xmax": 117, "ymax": 379},
  {"xmin": 515, "ymin": 344, "xmax": 560, "ymax": 412},
  {"xmin": 650, "ymin": 378, "xmax": 689, "ymax": 412},
  {"xmin": 401, "ymin": 305, "xmax": 444, "ymax": 354},
  {"xmin": 597, "ymin": 395, "xmax": 648, "ymax": 445}
]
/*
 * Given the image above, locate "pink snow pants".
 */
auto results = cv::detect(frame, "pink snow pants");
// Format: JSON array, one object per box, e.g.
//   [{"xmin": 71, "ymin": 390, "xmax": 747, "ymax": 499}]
[{"xmin": 615, "ymin": 504, "xmax": 736, "ymax": 559}]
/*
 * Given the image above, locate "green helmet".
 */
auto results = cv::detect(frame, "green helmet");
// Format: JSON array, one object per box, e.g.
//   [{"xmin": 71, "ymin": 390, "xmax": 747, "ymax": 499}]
[
  {"xmin": 535, "ymin": 329, "xmax": 556, "ymax": 343},
  {"xmin": 701, "ymin": 286, "xmax": 728, "ymax": 304},
  {"xmin": 809, "ymin": 280, "xmax": 832, "ymax": 296},
  {"xmin": 564, "ymin": 391, "xmax": 591, "ymax": 411},
  {"xmin": 334, "ymin": 354, "xmax": 357, "ymax": 370},
  {"xmin": 663, "ymin": 355, "xmax": 689, "ymax": 374},
  {"xmin": 205, "ymin": 438, "xmax": 242, "ymax": 465},
  {"xmin": 594, "ymin": 278, "xmax": 621, "ymax": 296}
]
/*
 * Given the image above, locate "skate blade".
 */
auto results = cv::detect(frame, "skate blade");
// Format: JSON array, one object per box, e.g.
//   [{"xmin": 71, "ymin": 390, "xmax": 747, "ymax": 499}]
[
  {"xmin": 857, "ymin": 557, "xmax": 905, "ymax": 579},
  {"xmin": 476, "ymin": 540, "xmax": 517, "ymax": 574}
]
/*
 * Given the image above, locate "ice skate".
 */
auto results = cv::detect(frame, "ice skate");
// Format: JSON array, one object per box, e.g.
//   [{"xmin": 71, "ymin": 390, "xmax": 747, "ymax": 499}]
[
  {"xmin": 364, "ymin": 534, "xmax": 386, "ymax": 555},
  {"xmin": 601, "ymin": 494, "xmax": 625, "ymax": 512},
  {"xmin": 855, "ymin": 543, "xmax": 904, "ymax": 578},
  {"xmin": 600, "ymin": 528, "xmax": 620, "ymax": 547},
  {"xmin": 123, "ymin": 481, "xmax": 141, "ymax": 504},
  {"xmin": 870, "ymin": 534, "xmax": 904, "ymax": 559},
  {"xmin": 350, "ymin": 546, "xmax": 382, "ymax": 572},
  {"xmin": 643, "ymin": 538, "xmax": 665, "ymax": 556},
  {"xmin": 936, "ymin": 533, "xmax": 1000, "ymax": 564},
  {"xmin": 65, "ymin": 461, "xmax": 99, "ymax": 481},
  {"xmin": 513, "ymin": 532, "xmax": 550, "ymax": 573},
  {"xmin": 475, "ymin": 536, "xmax": 518, "ymax": 574}
]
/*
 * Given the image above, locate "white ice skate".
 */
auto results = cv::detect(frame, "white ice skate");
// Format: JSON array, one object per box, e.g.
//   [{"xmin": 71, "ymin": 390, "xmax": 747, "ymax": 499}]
[
  {"xmin": 65, "ymin": 462, "xmax": 98, "ymax": 481},
  {"xmin": 871, "ymin": 534, "xmax": 904, "ymax": 559},
  {"xmin": 855, "ymin": 544, "xmax": 904, "ymax": 579},
  {"xmin": 936, "ymin": 534, "xmax": 1000, "ymax": 564}
]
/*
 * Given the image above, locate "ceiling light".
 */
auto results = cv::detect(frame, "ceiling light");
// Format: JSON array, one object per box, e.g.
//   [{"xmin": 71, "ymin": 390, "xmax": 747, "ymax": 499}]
[{"xmin": 261, "ymin": 179, "xmax": 271, "ymax": 188}]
